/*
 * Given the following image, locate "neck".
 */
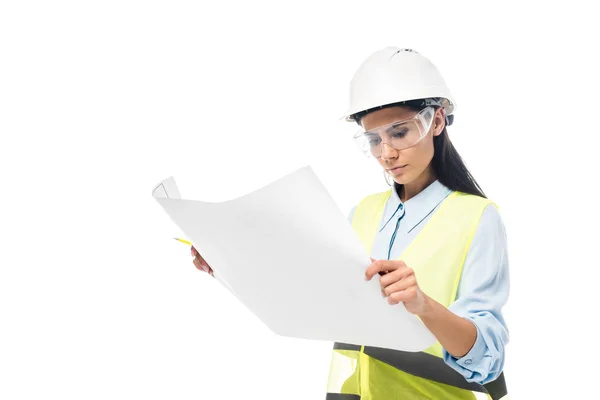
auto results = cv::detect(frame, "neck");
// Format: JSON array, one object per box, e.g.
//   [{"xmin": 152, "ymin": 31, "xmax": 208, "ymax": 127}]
[{"xmin": 399, "ymin": 166, "xmax": 437, "ymax": 202}]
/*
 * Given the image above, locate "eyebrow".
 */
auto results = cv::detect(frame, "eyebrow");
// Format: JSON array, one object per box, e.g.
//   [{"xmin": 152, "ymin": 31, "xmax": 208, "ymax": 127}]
[{"xmin": 385, "ymin": 122, "xmax": 408, "ymax": 134}]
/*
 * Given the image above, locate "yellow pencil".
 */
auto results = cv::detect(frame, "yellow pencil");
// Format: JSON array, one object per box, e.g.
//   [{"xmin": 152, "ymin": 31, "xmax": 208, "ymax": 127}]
[{"xmin": 173, "ymin": 237, "xmax": 192, "ymax": 245}]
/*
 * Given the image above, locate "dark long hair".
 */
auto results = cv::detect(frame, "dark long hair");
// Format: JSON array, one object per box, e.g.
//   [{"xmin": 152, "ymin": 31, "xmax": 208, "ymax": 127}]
[{"xmin": 352, "ymin": 99, "xmax": 486, "ymax": 199}]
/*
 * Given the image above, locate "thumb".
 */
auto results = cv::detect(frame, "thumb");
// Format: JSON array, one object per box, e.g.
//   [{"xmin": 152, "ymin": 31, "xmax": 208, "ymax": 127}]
[{"xmin": 370, "ymin": 257, "xmax": 376, "ymax": 263}]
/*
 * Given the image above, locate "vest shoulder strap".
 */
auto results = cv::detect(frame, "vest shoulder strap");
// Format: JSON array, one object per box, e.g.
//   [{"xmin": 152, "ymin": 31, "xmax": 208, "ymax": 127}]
[
  {"xmin": 400, "ymin": 192, "xmax": 495, "ymax": 306},
  {"xmin": 351, "ymin": 189, "xmax": 392, "ymax": 255}
]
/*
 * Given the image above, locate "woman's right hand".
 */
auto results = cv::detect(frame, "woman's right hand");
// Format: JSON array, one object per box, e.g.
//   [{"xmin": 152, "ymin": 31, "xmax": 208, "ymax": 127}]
[{"xmin": 191, "ymin": 246, "xmax": 214, "ymax": 277}]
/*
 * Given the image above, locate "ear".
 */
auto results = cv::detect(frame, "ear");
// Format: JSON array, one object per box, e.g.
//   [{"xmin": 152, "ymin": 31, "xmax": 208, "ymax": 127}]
[{"xmin": 432, "ymin": 108, "xmax": 446, "ymax": 136}]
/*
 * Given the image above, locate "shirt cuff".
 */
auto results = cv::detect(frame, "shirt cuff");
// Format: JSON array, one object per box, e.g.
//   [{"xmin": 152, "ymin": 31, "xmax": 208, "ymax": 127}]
[{"xmin": 455, "ymin": 319, "xmax": 487, "ymax": 368}]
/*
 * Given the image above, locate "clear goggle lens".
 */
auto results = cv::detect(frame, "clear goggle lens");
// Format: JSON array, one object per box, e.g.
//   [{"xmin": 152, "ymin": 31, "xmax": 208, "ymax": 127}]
[{"xmin": 353, "ymin": 107, "xmax": 436, "ymax": 157}]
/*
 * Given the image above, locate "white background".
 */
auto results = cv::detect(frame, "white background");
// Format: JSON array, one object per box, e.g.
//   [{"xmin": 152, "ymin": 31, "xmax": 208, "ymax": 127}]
[{"xmin": 1, "ymin": 1, "xmax": 598, "ymax": 399}]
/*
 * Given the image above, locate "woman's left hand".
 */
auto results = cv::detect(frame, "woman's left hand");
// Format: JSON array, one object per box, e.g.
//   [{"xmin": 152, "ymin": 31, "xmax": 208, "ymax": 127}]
[{"xmin": 365, "ymin": 259, "xmax": 430, "ymax": 316}]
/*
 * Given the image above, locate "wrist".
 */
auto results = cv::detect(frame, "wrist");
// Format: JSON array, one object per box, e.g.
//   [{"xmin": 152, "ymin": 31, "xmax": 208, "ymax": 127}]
[{"xmin": 416, "ymin": 293, "xmax": 437, "ymax": 319}]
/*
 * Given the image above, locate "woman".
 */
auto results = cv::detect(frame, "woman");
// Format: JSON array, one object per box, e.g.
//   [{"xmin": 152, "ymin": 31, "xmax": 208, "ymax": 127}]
[{"xmin": 192, "ymin": 47, "xmax": 510, "ymax": 400}]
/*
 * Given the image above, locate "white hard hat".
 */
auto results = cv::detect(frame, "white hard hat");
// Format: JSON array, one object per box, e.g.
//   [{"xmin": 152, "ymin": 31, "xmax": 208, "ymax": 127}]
[{"xmin": 342, "ymin": 47, "xmax": 456, "ymax": 123}]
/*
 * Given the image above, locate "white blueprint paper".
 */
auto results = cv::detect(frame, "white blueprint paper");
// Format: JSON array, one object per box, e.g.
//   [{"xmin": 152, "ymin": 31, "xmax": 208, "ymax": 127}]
[{"xmin": 152, "ymin": 166, "xmax": 436, "ymax": 352}]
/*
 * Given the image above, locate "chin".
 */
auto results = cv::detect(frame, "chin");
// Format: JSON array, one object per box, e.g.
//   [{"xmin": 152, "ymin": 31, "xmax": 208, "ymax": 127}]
[
  {"xmin": 396, "ymin": 175, "xmax": 423, "ymax": 186},
  {"xmin": 390, "ymin": 173, "xmax": 411, "ymax": 185}
]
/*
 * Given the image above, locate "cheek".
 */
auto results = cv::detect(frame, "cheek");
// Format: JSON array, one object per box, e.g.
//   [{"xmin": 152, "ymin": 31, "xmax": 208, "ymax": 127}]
[{"xmin": 411, "ymin": 138, "xmax": 435, "ymax": 164}]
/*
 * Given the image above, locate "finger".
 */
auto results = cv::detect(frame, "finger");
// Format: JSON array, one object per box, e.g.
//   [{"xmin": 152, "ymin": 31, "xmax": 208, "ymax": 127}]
[
  {"xmin": 365, "ymin": 261, "xmax": 389, "ymax": 281},
  {"xmin": 369, "ymin": 258, "xmax": 391, "ymax": 277},
  {"xmin": 191, "ymin": 248, "xmax": 208, "ymax": 264},
  {"xmin": 192, "ymin": 257, "xmax": 204, "ymax": 272},
  {"xmin": 382, "ymin": 275, "xmax": 416, "ymax": 297},
  {"xmin": 388, "ymin": 287, "xmax": 417, "ymax": 305},
  {"xmin": 379, "ymin": 260, "xmax": 409, "ymax": 276},
  {"xmin": 369, "ymin": 258, "xmax": 389, "ymax": 277},
  {"xmin": 379, "ymin": 267, "xmax": 414, "ymax": 288},
  {"xmin": 193, "ymin": 257, "xmax": 209, "ymax": 273},
  {"xmin": 365, "ymin": 260, "xmax": 405, "ymax": 281}
]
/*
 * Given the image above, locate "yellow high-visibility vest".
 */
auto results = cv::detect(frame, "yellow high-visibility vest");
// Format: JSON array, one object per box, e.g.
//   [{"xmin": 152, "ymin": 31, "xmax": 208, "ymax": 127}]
[{"xmin": 325, "ymin": 190, "xmax": 508, "ymax": 400}]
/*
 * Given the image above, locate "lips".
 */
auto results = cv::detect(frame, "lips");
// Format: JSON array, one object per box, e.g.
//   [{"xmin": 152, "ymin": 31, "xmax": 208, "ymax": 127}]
[{"xmin": 387, "ymin": 164, "xmax": 408, "ymax": 173}]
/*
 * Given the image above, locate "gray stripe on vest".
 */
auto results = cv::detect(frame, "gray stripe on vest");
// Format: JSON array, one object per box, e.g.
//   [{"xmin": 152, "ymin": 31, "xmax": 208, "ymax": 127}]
[
  {"xmin": 364, "ymin": 346, "xmax": 487, "ymax": 393},
  {"xmin": 332, "ymin": 343, "xmax": 507, "ymax": 399},
  {"xmin": 483, "ymin": 371, "xmax": 507, "ymax": 400},
  {"xmin": 325, "ymin": 393, "xmax": 360, "ymax": 400},
  {"xmin": 333, "ymin": 342, "xmax": 362, "ymax": 351}
]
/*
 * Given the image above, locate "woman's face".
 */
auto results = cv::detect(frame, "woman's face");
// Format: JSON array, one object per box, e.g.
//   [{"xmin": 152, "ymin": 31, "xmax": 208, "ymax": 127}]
[{"xmin": 360, "ymin": 106, "xmax": 445, "ymax": 185}]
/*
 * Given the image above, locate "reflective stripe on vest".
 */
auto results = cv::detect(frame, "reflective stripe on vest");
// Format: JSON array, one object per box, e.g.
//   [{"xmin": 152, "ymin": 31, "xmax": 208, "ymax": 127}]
[
  {"xmin": 326, "ymin": 190, "xmax": 508, "ymax": 400},
  {"xmin": 326, "ymin": 394, "xmax": 361, "ymax": 400}
]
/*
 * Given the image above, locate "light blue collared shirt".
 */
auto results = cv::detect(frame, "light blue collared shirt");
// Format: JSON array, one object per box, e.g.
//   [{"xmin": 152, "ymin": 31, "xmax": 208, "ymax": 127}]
[{"xmin": 348, "ymin": 180, "xmax": 510, "ymax": 385}]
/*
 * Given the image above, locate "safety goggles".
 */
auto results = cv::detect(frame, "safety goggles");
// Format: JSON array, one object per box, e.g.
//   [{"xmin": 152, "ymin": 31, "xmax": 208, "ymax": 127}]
[{"xmin": 353, "ymin": 107, "xmax": 436, "ymax": 158}]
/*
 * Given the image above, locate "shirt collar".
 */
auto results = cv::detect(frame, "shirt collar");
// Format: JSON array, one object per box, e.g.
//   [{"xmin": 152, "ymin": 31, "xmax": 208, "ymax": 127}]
[{"xmin": 380, "ymin": 180, "xmax": 453, "ymax": 233}]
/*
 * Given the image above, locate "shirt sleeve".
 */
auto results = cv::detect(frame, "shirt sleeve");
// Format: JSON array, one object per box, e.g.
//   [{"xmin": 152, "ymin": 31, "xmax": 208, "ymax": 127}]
[{"xmin": 443, "ymin": 203, "xmax": 510, "ymax": 385}]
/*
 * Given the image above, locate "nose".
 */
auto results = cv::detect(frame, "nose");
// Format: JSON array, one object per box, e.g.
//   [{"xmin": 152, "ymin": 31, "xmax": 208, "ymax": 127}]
[{"xmin": 380, "ymin": 141, "xmax": 398, "ymax": 160}]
